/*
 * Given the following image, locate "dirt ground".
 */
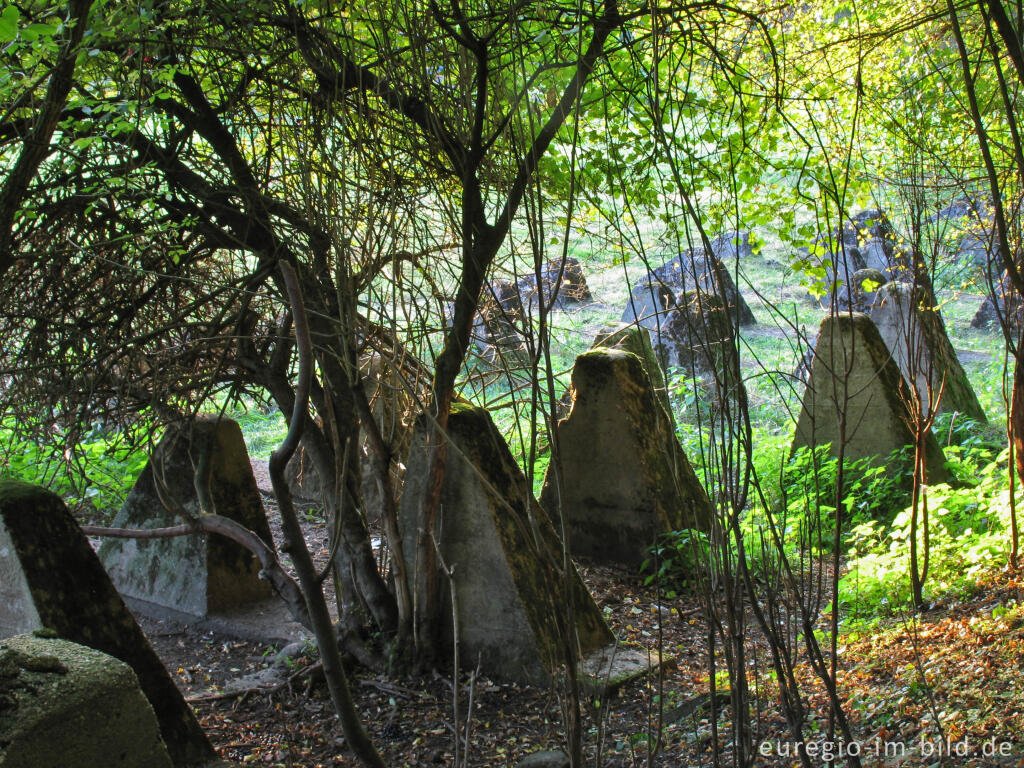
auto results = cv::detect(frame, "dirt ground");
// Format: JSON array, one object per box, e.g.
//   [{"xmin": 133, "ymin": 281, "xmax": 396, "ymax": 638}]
[
  {"xmin": 142, "ymin": 560, "xmax": 728, "ymax": 768},
  {"xmin": 131, "ymin": 465, "xmax": 1024, "ymax": 767},
  {"xmin": 131, "ymin": 467, "xmax": 740, "ymax": 767}
]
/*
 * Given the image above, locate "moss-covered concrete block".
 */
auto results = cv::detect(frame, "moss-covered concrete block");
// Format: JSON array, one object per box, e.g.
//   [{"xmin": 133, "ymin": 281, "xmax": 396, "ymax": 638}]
[
  {"xmin": 540, "ymin": 348, "xmax": 714, "ymax": 566},
  {"xmin": 0, "ymin": 634, "xmax": 173, "ymax": 768},
  {"xmin": 869, "ymin": 282, "xmax": 986, "ymax": 423},
  {"xmin": 400, "ymin": 405, "xmax": 614, "ymax": 684},
  {"xmin": 578, "ymin": 643, "xmax": 676, "ymax": 695},
  {"xmin": 100, "ymin": 415, "xmax": 273, "ymax": 618},
  {"xmin": 591, "ymin": 324, "xmax": 672, "ymax": 420},
  {"xmin": 0, "ymin": 480, "xmax": 214, "ymax": 766},
  {"xmin": 650, "ymin": 250, "xmax": 756, "ymax": 327},
  {"xmin": 621, "ymin": 280, "xmax": 676, "ymax": 333},
  {"xmin": 660, "ymin": 291, "xmax": 735, "ymax": 373},
  {"xmin": 792, "ymin": 313, "xmax": 950, "ymax": 485}
]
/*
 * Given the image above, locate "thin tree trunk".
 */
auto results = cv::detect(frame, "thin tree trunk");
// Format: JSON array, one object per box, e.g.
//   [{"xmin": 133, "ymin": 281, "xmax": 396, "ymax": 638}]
[
  {"xmin": 270, "ymin": 261, "xmax": 384, "ymax": 768},
  {"xmin": 1011, "ymin": 337, "xmax": 1024, "ymax": 567}
]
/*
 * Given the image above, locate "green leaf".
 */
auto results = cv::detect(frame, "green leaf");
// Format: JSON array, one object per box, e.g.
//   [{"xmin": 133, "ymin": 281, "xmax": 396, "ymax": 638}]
[{"xmin": 0, "ymin": 5, "xmax": 21, "ymax": 42}]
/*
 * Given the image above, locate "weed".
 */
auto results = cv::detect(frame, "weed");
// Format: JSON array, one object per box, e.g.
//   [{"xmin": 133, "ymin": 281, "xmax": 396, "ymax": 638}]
[
  {"xmin": 641, "ymin": 529, "xmax": 712, "ymax": 596},
  {"xmin": 839, "ymin": 448, "xmax": 1013, "ymax": 622}
]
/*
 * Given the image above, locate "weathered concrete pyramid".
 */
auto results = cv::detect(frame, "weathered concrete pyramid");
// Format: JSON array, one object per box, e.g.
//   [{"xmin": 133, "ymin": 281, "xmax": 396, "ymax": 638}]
[
  {"xmin": 540, "ymin": 348, "xmax": 714, "ymax": 566},
  {"xmin": 792, "ymin": 313, "xmax": 950, "ymax": 483},
  {"xmin": 100, "ymin": 415, "xmax": 274, "ymax": 619},
  {"xmin": 591, "ymin": 324, "xmax": 672, "ymax": 418},
  {"xmin": 400, "ymin": 404, "xmax": 615, "ymax": 684},
  {"xmin": 0, "ymin": 634, "xmax": 174, "ymax": 768},
  {"xmin": 661, "ymin": 291, "xmax": 735, "ymax": 373},
  {"xmin": 869, "ymin": 282, "xmax": 986, "ymax": 422},
  {"xmin": 651, "ymin": 249, "xmax": 757, "ymax": 326},
  {"xmin": 0, "ymin": 480, "xmax": 214, "ymax": 767},
  {"xmin": 621, "ymin": 279, "xmax": 676, "ymax": 332}
]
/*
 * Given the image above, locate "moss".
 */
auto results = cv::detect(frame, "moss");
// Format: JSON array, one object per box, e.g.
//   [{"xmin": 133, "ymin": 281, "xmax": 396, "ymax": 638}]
[
  {"xmin": 449, "ymin": 399, "xmax": 478, "ymax": 416},
  {"xmin": 573, "ymin": 348, "xmax": 641, "ymax": 401},
  {"xmin": 0, "ymin": 479, "xmax": 214, "ymax": 765},
  {"xmin": 592, "ymin": 324, "xmax": 672, "ymax": 419},
  {"xmin": 0, "ymin": 644, "xmax": 67, "ymax": 717},
  {"xmin": 0, "ymin": 478, "xmax": 53, "ymax": 505}
]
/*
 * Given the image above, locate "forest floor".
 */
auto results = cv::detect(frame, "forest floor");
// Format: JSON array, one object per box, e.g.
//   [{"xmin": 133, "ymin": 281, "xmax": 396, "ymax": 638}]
[{"xmin": 133, "ymin": 477, "xmax": 1024, "ymax": 767}]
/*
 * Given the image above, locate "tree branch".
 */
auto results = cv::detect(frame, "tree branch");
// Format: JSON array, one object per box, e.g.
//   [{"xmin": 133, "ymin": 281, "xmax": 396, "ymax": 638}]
[{"xmin": 0, "ymin": 0, "xmax": 94, "ymax": 276}]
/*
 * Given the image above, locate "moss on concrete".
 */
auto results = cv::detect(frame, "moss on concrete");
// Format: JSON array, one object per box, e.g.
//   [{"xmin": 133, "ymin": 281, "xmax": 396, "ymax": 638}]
[
  {"xmin": 0, "ymin": 482, "xmax": 214, "ymax": 766},
  {"xmin": 0, "ymin": 635, "xmax": 173, "ymax": 768},
  {"xmin": 400, "ymin": 405, "xmax": 614, "ymax": 683},
  {"xmin": 540, "ymin": 347, "xmax": 713, "ymax": 567}
]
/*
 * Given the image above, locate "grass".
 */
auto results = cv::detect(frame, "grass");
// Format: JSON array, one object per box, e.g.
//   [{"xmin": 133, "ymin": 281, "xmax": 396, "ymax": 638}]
[{"xmin": 225, "ymin": 403, "xmax": 288, "ymax": 460}]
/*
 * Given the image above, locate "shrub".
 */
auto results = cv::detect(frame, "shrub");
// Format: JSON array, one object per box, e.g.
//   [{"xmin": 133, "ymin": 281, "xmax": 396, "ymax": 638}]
[
  {"xmin": 839, "ymin": 447, "xmax": 1012, "ymax": 621},
  {"xmin": 0, "ymin": 422, "xmax": 149, "ymax": 522},
  {"xmin": 641, "ymin": 528, "xmax": 712, "ymax": 596},
  {"xmin": 746, "ymin": 443, "xmax": 911, "ymax": 564}
]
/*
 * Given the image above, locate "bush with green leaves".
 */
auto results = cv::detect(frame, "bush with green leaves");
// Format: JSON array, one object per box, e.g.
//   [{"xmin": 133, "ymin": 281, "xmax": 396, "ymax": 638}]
[
  {"xmin": 641, "ymin": 528, "xmax": 712, "ymax": 596},
  {"xmin": 839, "ymin": 447, "xmax": 1013, "ymax": 622},
  {"xmin": 0, "ymin": 422, "xmax": 149, "ymax": 522},
  {"xmin": 747, "ymin": 443, "xmax": 911, "ymax": 561}
]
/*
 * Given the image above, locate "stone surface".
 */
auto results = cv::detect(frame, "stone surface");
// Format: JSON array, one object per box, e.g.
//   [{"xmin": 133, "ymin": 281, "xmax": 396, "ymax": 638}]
[
  {"xmin": 926, "ymin": 196, "xmax": 995, "ymax": 273},
  {"xmin": 0, "ymin": 480, "xmax": 214, "ymax": 766},
  {"xmin": 400, "ymin": 404, "xmax": 614, "ymax": 683},
  {"xmin": 869, "ymin": 282, "xmax": 986, "ymax": 422},
  {"xmin": 708, "ymin": 229, "xmax": 754, "ymax": 261},
  {"xmin": 284, "ymin": 443, "xmax": 324, "ymax": 503},
  {"xmin": 517, "ymin": 749, "xmax": 570, "ymax": 768},
  {"xmin": 658, "ymin": 291, "xmax": 736, "ymax": 374},
  {"xmin": 808, "ymin": 209, "xmax": 926, "ymax": 306},
  {"xmin": 0, "ymin": 518, "xmax": 40, "ymax": 640},
  {"xmin": 649, "ymin": 249, "xmax": 756, "ymax": 327},
  {"xmin": 578, "ymin": 644, "xmax": 676, "ymax": 694},
  {"xmin": 623, "ymin": 283, "xmax": 738, "ymax": 377},
  {"xmin": 929, "ymin": 197, "xmax": 978, "ymax": 223},
  {"xmin": 845, "ymin": 209, "xmax": 900, "ymax": 276},
  {"xmin": 470, "ymin": 279, "xmax": 528, "ymax": 364},
  {"xmin": 792, "ymin": 314, "xmax": 950, "ymax": 484},
  {"xmin": 621, "ymin": 279, "xmax": 676, "ymax": 332},
  {"xmin": 839, "ymin": 267, "xmax": 886, "ymax": 313},
  {"xmin": 284, "ymin": 352, "xmax": 425, "ymax": 525},
  {"xmin": 0, "ymin": 634, "xmax": 173, "ymax": 768},
  {"xmin": 591, "ymin": 324, "xmax": 672, "ymax": 419},
  {"xmin": 100, "ymin": 415, "xmax": 274, "ymax": 619},
  {"xmin": 958, "ymin": 231, "xmax": 995, "ymax": 273},
  {"xmin": 540, "ymin": 349, "xmax": 714, "ymax": 566},
  {"xmin": 357, "ymin": 352, "xmax": 424, "ymax": 522},
  {"xmin": 972, "ymin": 270, "xmax": 1024, "ymax": 331},
  {"xmin": 490, "ymin": 277, "xmax": 529, "ymax": 317},
  {"xmin": 516, "ymin": 256, "xmax": 592, "ymax": 312}
]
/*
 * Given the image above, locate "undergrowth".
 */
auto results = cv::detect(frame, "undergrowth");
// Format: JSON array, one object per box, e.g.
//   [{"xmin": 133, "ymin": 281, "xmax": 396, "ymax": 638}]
[
  {"xmin": 0, "ymin": 422, "xmax": 150, "ymax": 522},
  {"xmin": 840, "ymin": 445, "xmax": 1013, "ymax": 623}
]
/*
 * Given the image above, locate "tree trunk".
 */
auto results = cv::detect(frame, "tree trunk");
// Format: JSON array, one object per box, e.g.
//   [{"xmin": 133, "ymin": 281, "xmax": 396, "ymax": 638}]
[{"xmin": 1011, "ymin": 338, "xmax": 1023, "ymax": 567}]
